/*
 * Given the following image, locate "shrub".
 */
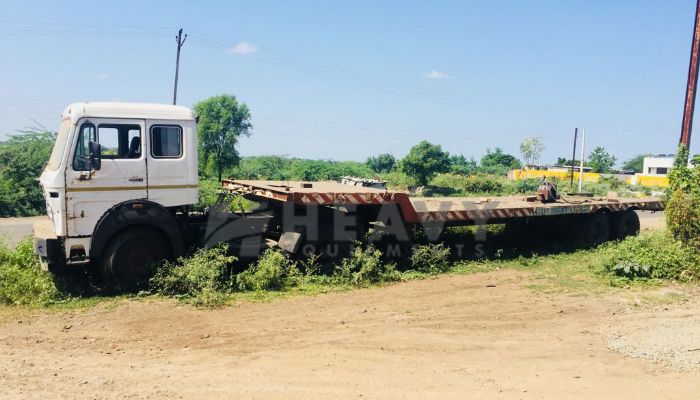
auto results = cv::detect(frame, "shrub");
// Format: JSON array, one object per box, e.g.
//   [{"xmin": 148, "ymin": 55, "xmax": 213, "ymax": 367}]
[
  {"xmin": 429, "ymin": 173, "xmax": 505, "ymax": 195},
  {"xmin": 194, "ymin": 178, "xmax": 222, "ymax": 211},
  {"xmin": 335, "ymin": 244, "xmax": 401, "ymax": 286},
  {"xmin": 511, "ymin": 178, "xmax": 540, "ymax": 194},
  {"xmin": 665, "ymin": 190, "xmax": 700, "ymax": 250},
  {"xmin": 236, "ymin": 249, "xmax": 301, "ymax": 291},
  {"xmin": 410, "ymin": 244, "xmax": 452, "ymax": 274},
  {"xmin": 666, "ymin": 145, "xmax": 700, "ymax": 250},
  {"xmin": 0, "ymin": 237, "xmax": 60, "ymax": 306},
  {"xmin": 150, "ymin": 244, "xmax": 236, "ymax": 304},
  {"xmin": 461, "ymin": 176, "xmax": 504, "ymax": 194},
  {"xmin": 602, "ymin": 232, "xmax": 700, "ymax": 281},
  {"xmin": 599, "ymin": 175, "xmax": 624, "ymax": 190},
  {"xmin": 380, "ymin": 171, "xmax": 418, "ymax": 189}
]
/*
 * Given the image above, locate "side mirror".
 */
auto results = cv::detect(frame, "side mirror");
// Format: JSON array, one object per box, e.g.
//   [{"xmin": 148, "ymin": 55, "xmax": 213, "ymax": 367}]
[{"xmin": 88, "ymin": 141, "xmax": 102, "ymax": 171}]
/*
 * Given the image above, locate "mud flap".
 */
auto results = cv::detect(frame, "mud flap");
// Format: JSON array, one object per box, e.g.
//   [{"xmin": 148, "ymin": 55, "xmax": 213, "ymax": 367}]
[{"xmin": 278, "ymin": 232, "xmax": 303, "ymax": 253}]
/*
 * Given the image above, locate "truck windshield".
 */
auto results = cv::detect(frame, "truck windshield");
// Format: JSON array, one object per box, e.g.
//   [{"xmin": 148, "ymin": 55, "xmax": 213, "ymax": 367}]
[{"xmin": 46, "ymin": 119, "xmax": 71, "ymax": 171}]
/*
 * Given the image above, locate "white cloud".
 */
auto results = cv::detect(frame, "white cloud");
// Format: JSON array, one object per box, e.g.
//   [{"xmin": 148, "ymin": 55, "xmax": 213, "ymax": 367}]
[
  {"xmin": 425, "ymin": 70, "xmax": 454, "ymax": 79},
  {"xmin": 96, "ymin": 72, "xmax": 110, "ymax": 81},
  {"xmin": 229, "ymin": 41, "xmax": 258, "ymax": 55}
]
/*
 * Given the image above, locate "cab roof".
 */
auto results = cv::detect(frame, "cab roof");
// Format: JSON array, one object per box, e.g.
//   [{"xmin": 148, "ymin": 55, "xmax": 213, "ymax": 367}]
[{"xmin": 61, "ymin": 102, "xmax": 194, "ymax": 123}]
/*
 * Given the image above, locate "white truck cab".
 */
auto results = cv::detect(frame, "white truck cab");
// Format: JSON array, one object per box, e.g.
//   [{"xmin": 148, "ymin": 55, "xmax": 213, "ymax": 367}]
[{"xmin": 35, "ymin": 102, "xmax": 198, "ymax": 289}]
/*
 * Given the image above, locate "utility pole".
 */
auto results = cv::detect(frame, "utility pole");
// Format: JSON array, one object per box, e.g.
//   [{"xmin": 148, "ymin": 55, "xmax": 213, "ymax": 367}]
[
  {"xmin": 578, "ymin": 128, "xmax": 586, "ymax": 193},
  {"xmin": 173, "ymin": 28, "xmax": 187, "ymax": 105},
  {"xmin": 570, "ymin": 128, "xmax": 578, "ymax": 191},
  {"xmin": 680, "ymin": 0, "xmax": 700, "ymax": 149}
]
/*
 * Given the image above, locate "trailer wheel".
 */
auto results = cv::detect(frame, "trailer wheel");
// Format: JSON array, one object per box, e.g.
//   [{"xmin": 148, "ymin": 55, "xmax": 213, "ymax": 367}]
[
  {"xmin": 610, "ymin": 210, "xmax": 640, "ymax": 240},
  {"xmin": 576, "ymin": 213, "xmax": 611, "ymax": 247},
  {"xmin": 100, "ymin": 227, "xmax": 171, "ymax": 292}
]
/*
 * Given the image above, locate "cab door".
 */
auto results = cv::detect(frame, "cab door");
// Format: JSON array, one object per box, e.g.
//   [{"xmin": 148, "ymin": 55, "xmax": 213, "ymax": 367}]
[{"xmin": 65, "ymin": 118, "xmax": 147, "ymax": 236}]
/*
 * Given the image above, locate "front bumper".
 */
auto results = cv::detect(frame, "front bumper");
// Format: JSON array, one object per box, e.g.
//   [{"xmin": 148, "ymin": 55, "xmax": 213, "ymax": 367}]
[{"xmin": 33, "ymin": 218, "xmax": 63, "ymax": 270}]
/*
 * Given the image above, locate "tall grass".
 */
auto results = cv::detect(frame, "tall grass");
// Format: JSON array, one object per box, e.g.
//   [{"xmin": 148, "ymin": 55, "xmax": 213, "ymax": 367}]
[
  {"xmin": 601, "ymin": 232, "xmax": 700, "ymax": 281},
  {"xmin": 0, "ymin": 237, "xmax": 60, "ymax": 306},
  {"xmin": 3, "ymin": 228, "xmax": 698, "ymax": 309}
]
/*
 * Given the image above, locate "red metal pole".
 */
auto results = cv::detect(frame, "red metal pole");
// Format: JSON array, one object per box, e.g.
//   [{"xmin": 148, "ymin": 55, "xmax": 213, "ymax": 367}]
[{"xmin": 680, "ymin": 0, "xmax": 700, "ymax": 148}]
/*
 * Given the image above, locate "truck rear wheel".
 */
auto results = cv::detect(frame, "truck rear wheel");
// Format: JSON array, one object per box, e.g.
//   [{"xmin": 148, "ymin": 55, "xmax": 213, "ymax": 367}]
[
  {"xmin": 575, "ymin": 213, "xmax": 611, "ymax": 247},
  {"xmin": 610, "ymin": 210, "xmax": 640, "ymax": 240},
  {"xmin": 99, "ymin": 227, "xmax": 171, "ymax": 292}
]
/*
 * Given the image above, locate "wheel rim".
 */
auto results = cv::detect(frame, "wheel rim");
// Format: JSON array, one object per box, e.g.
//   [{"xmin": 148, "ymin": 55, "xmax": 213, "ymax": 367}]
[{"xmin": 120, "ymin": 245, "xmax": 161, "ymax": 284}]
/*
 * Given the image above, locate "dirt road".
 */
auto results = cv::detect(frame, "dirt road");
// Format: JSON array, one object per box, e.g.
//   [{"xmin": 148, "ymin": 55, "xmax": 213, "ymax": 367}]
[
  {"xmin": 0, "ymin": 216, "xmax": 46, "ymax": 247},
  {"xmin": 1, "ymin": 269, "xmax": 698, "ymax": 400}
]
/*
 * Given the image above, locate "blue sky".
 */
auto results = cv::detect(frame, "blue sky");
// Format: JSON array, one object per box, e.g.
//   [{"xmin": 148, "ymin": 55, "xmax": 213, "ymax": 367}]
[{"xmin": 1, "ymin": 0, "xmax": 699, "ymax": 165}]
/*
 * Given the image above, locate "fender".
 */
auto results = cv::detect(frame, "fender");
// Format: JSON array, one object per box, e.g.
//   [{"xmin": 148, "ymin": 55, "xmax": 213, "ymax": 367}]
[{"xmin": 89, "ymin": 199, "xmax": 184, "ymax": 259}]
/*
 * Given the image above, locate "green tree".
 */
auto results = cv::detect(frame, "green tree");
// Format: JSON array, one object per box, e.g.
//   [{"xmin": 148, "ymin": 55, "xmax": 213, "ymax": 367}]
[
  {"xmin": 231, "ymin": 156, "xmax": 295, "ymax": 180},
  {"xmin": 194, "ymin": 95, "xmax": 252, "ymax": 181},
  {"xmin": 519, "ymin": 137, "xmax": 545, "ymax": 166},
  {"xmin": 588, "ymin": 146, "xmax": 617, "ymax": 173},
  {"xmin": 0, "ymin": 129, "xmax": 56, "ymax": 217},
  {"xmin": 449, "ymin": 154, "xmax": 477, "ymax": 175},
  {"xmin": 366, "ymin": 153, "xmax": 396, "ymax": 173},
  {"xmin": 479, "ymin": 147, "xmax": 522, "ymax": 175},
  {"xmin": 399, "ymin": 140, "xmax": 450, "ymax": 186},
  {"xmin": 555, "ymin": 157, "xmax": 569, "ymax": 166},
  {"xmin": 622, "ymin": 154, "xmax": 648, "ymax": 173}
]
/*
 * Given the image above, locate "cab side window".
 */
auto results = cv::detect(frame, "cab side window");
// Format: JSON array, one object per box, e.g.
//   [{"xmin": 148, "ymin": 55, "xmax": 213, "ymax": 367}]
[
  {"xmin": 72, "ymin": 123, "xmax": 96, "ymax": 171},
  {"xmin": 72, "ymin": 123, "xmax": 142, "ymax": 171},
  {"xmin": 98, "ymin": 124, "xmax": 141, "ymax": 159},
  {"xmin": 151, "ymin": 125, "xmax": 182, "ymax": 158}
]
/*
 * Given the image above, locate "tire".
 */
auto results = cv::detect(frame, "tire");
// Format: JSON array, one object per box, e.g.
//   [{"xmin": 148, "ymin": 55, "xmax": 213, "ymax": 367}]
[
  {"xmin": 610, "ymin": 210, "xmax": 640, "ymax": 240},
  {"xmin": 575, "ymin": 213, "xmax": 611, "ymax": 247},
  {"xmin": 100, "ymin": 227, "xmax": 171, "ymax": 292}
]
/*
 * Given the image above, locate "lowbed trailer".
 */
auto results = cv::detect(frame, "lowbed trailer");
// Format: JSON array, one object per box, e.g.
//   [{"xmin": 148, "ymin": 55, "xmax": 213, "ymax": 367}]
[
  {"xmin": 222, "ymin": 179, "xmax": 664, "ymax": 249},
  {"xmin": 224, "ymin": 179, "xmax": 664, "ymax": 224}
]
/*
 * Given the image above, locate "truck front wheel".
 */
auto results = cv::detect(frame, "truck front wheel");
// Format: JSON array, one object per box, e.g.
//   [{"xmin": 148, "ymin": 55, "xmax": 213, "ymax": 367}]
[{"xmin": 99, "ymin": 227, "xmax": 171, "ymax": 292}]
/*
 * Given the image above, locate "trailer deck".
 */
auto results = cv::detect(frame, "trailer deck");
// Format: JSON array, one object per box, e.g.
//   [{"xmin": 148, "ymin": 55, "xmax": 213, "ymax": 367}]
[{"xmin": 222, "ymin": 179, "xmax": 664, "ymax": 225}]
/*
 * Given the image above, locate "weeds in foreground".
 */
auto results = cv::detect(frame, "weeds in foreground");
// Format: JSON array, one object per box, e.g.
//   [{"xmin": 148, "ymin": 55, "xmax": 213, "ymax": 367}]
[
  {"xmin": 236, "ymin": 249, "xmax": 301, "ymax": 291},
  {"xmin": 600, "ymin": 232, "xmax": 700, "ymax": 281},
  {"xmin": 0, "ymin": 237, "xmax": 60, "ymax": 306},
  {"xmin": 409, "ymin": 243, "xmax": 451, "ymax": 274},
  {"xmin": 335, "ymin": 244, "xmax": 401, "ymax": 286},
  {"xmin": 2, "ymin": 228, "xmax": 699, "ymax": 309},
  {"xmin": 150, "ymin": 244, "xmax": 236, "ymax": 306}
]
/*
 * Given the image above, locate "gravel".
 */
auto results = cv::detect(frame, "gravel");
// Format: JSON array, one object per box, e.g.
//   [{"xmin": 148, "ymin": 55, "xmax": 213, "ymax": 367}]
[{"xmin": 606, "ymin": 300, "xmax": 700, "ymax": 371}]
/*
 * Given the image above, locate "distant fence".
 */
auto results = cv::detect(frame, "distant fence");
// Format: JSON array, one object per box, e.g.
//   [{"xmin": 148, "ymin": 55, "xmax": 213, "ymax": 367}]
[
  {"xmin": 627, "ymin": 175, "xmax": 669, "ymax": 188},
  {"xmin": 509, "ymin": 169, "xmax": 669, "ymax": 188},
  {"xmin": 508, "ymin": 169, "xmax": 600, "ymax": 183}
]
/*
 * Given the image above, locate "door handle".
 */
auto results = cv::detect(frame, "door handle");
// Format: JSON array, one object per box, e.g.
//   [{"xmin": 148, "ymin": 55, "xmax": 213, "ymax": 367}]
[{"xmin": 128, "ymin": 177, "xmax": 144, "ymax": 182}]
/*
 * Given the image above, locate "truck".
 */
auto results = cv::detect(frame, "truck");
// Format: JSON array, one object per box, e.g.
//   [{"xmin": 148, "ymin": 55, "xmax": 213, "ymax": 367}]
[{"xmin": 33, "ymin": 102, "xmax": 665, "ymax": 290}]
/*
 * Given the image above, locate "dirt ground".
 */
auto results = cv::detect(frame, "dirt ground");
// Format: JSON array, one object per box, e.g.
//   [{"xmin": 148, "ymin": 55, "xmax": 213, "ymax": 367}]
[{"xmin": 1, "ymin": 269, "xmax": 699, "ymax": 400}]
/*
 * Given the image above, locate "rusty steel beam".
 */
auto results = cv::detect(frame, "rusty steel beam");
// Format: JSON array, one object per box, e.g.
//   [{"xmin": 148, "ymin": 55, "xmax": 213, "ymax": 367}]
[{"xmin": 681, "ymin": 0, "xmax": 700, "ymax": 148}]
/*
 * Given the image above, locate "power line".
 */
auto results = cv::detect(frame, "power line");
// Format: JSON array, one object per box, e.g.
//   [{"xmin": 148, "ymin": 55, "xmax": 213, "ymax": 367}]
[
  {"xmin": 187, "ymin": 32, "xmax": 579, "ymax": 124},
  {"xmin": 0, "ymin": 20, "xmax": 582, "ymax": 124}
]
